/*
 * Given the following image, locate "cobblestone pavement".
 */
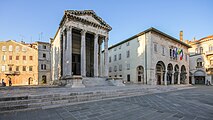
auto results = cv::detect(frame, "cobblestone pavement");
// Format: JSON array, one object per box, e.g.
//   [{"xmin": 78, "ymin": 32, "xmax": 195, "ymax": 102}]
[{"xmin": 0, "ymin": 86, "xmax": 213, "ymax": 120}]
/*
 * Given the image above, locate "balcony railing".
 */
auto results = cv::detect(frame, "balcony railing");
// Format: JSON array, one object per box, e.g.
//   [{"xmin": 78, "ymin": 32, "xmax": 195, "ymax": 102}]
[
  {"xmin": 205, "ymin": 51, "xmax": 213, "ymax": 55},
  {"xmin": 4, "ymin": 71, "xmax": 20, "ymax": 75}
]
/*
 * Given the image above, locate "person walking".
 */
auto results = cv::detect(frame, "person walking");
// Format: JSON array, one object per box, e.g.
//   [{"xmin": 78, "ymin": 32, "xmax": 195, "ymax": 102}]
[
  {"xmin": 9, "ymin": 78, "xmax": 12, "ymax": 86},
  {"xmin": 1, "ymin": 79, "xmax": 6, "ymax": 87}
]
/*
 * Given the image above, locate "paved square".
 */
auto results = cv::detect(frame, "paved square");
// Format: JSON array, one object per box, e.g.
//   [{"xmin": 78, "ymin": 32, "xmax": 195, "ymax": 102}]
[{"xmin": 0, "ymin": 86, "xmax": 213, "ymax": 120}]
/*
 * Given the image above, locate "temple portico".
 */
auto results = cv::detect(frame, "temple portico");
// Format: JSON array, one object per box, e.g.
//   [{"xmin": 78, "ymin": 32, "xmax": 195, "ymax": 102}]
[{"xmin": 51, "ymin": 10, "xmax": 111, "ymax": 86}]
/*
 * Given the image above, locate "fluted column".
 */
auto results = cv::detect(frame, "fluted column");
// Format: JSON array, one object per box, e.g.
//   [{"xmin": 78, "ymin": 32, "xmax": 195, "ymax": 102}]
[
  {"xmin": 164, "ymin": 70, "xmax": 167, "ymax": 85},
  {"xmin": 99, "ymin": 40, "xmax": 103, "ymax": 77},
  {"xmin": 104, "ymin": 36, "xmax": 109, "ymax": 77},
  {"xmin": 81, "ymin": 30, "xmax": 86, "ymax": 77},
  {"xmin": 67, "ymin": 26, "xmax": 72, "ymax": 76},
  {"xmin": 62, "ymin": 31, "xmax": 66, "ymax": 76},
  {"xmin": 94, "ymin": 34, "xmax": 99, "ymax": 77}
]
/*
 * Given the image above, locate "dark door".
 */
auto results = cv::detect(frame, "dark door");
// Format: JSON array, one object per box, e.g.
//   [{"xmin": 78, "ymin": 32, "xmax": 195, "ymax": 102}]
[
  {"xmin": 138, "ymin": 76, "xmax": 141, "ymax": 82},
  {"xmin": 127, "ymin": 74, "xmax": 130, "ymax": 82},
  {"xmin": 157, "ymin": 75, "xmax": 161, "ymax": 85},
  {"xmin": 72, "ymin": 54, "xmax": 81, "ymax": 75},
  {"xmin": 189, "ymin": 76, "xmax": 192, "ymax": 84}
]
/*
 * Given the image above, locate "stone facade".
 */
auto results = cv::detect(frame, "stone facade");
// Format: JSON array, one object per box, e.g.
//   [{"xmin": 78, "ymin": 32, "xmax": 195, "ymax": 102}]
[
  {"xmin": 188, "ymin": 35, "xmax": 213, "ymax": 85},
  {"xmin": 0, "ymin": 40, "xmax": 38, "ymax": 86},
  {"xmin": 106, "ymin": 28, "xmax": 191, "ymax": 85},
  {"xmin": 30, "ymin": 42, "xmax": 51, "ymax": 84},
  {"xmin": 51, "ymin": 10, "xmax": 111, "ymax": 86}
]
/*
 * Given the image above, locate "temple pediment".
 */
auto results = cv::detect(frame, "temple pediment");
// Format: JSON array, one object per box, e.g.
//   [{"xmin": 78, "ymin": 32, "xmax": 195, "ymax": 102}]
[{"xmin": 60, "ymin": 10, "xmax": 112, "ymax": 31}]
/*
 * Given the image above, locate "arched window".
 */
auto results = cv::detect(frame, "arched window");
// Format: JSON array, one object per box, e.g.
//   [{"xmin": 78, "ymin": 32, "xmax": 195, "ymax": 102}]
[
  {"xmin": 9, "ymin": 45, "xmax": 13, "ymax": 51},
  {"xmin": 195, "ymin": 48, "xmax": 198, "ymax": 54},
  {"xmin": 197, "ymin": 58, "xmax": 203, "ymax": 67},
  {"xmin": 209, "ymin": 45, "xmax": 213, "ymax": 51},
  {"xmin": 42, "ymin": 75, "xmax": 47, "ymax": 84},
  {"xmin": 200, "ymin": 47, "xmax": 203, "ymax": 54}
]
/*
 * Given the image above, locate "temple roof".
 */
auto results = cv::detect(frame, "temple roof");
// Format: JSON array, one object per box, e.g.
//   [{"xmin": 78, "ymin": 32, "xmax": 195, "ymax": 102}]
[{"xmin": 59, "ymin": 10, "xmax": 112, "ymax": 31}]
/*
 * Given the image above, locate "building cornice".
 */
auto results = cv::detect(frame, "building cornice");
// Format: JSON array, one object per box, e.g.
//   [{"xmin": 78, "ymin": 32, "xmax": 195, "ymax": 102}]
[{"xmin": 108, "ymin": 27, "xmax": 191, "ymax": 50}]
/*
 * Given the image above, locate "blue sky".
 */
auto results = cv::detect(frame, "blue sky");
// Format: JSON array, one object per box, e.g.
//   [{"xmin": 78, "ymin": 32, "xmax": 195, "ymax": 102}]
[{"xmin": 0, "ymin": 0, "xmax": 212, "ymax": 46}]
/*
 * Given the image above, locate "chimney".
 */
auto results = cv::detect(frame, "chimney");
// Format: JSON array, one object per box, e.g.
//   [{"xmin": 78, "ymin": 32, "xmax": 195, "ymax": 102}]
[{"xmin": 180, "ymin": 31, "xmax": 183, "ymax": 41}]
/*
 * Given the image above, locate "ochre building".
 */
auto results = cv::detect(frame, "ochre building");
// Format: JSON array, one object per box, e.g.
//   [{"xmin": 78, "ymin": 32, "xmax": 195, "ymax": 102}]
[{"xmin": 0, "ymin": 40, "xmax": 38, "ymax": 86}]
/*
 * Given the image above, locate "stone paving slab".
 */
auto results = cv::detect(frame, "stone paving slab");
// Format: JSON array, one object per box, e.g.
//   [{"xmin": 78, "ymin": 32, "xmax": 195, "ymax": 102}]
[{"xmin": 0, "ymin": 86, "xmax": 212, "ymax": 120}]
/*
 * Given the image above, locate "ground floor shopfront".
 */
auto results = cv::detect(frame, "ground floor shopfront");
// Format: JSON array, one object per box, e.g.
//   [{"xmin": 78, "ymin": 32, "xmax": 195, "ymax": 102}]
[{"xmin": 190, "ymin": 69, "xmax": 213, "ymax": 85}]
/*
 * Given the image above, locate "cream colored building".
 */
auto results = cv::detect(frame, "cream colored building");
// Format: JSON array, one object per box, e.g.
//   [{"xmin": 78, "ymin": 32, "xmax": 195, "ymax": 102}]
[
  {"xmin": 106, "ymin": 28, "xmax": 191, "ymax": 85},
  {"xmin": 0, "ymin": 40, "xmax": 38, "ymax": 86},
  {"xmin": 189, "ymin": 35, "xmax": 213, "ymax": 85},
  {"xmin": 51, "ymin": 10, "xmax": 111, "ymax": 86}
]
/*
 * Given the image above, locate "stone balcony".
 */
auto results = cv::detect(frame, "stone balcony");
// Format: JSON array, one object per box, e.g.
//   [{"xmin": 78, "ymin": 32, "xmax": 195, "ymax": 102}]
[
  {"xmin": 205, "ymin": 51, "xmax": 213, "ymax": 56},
  {"xmin": 4, "ymin": 71, "xmax": 20, "ymax": 75}
]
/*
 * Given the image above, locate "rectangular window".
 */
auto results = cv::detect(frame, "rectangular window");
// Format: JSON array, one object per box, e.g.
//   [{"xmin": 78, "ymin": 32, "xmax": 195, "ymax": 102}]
[
  {"xmin": 154, "ymin": 44, "xmax": 157, "ymax": 52},
  {"xmin": 114, "ymin": 55, "xmax": 117, "ymax": 61},
  {"xmin": 16, "ymin": 56, "xmax": 19, "ymax": 60},
  {"xmin": 23, "ymin": 66, "xmax": 26, "ymax": 71},
  {"xmin": 16, "ymin": 66, "xmax": 19, "ymax": 71},
  {"xmin": 9, "ymin": 56, "xmax": 12, "ymax": 60},
  {"xmin": 109, "ymin": 67, "xmax": 112, "ymax": 72},
  {"xmin": 22, "ymin": 47, "xmax": 27, "ymax": 52},
  {"xmin": 126, "ymin": 42, "xmax": 130, "ymax": 46},
  {"xmin": 23, "ymin": 56, "xmax": 26, "ymax": 60},
  {"xmin": 170, "ymin": 49, "xmax": 172, "ymax": 58},
  {"xmin": 127, "ymin": 63, "xmax": 130, "ymax": 70},
  {"xmin": 162, "ymin": 46, "xmax": 165, "ymax": 55},
  {"xmin": 109, "ymin": 57, "xmax": 111, "ymax": 63},
  {"xmin": 41, "ymin": 64, "xmax": 43, "ymax": 70},
  {"xmin": 127, "ymin": 51, "xmax": 130, "ymax": 58},
  {"xmin": 119, "ymin": 53, "xmax": 121, "ymax": 60},
  {"xmin": 29, "ymin": 66, "xmax": 33, "ymax": 71},
  {"xmin": 41, "ymin": 64, "xmax": 47, "ymax": 70},
  {"xmin": 119, "ymin": 45, "xmax": 122, "ymax": 49},
  {"xmin": 9, "ymin": 45, "xmax": 13, "ymax": 51},
  {"xmin": 43, "ymin": 45, "xmax": 47, "ymax": 49},
  {"xmin": 119, "ymin": 64, "xmax": 122, "ymax": 71},
  {"xmin": 1, "ymin": 66, "xmax": 6, "ymax": 72},
  {"xmin": 29, "ymin": 56, "xmax": 33, "ymax": 60},
  {"xmin": 9, "ymin": 66, "xmax": 12, "ymax": 71},
  {"xmin": 114, "ymin": 66, "xmax": 117, "ymax": 72},
  {"xmin": 43, "ymin": 53, "xmax": 46, "ymax": 58},
  {"xmin": 114, "ymin": 47, "xmax": 117, "ymax": 51},
  {"xmin": 2, "ymin": 55, "xmax": 6, "ymax": 61}
]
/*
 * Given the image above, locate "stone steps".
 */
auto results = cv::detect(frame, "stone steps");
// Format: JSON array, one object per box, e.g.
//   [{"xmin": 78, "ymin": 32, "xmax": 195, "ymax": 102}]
[
  {"xmin": 0, "ymin": 86, "xmax": 186, "ymax": 113},
  {"xmin": 82, "ymin": 77, "xmax": 114, "ymax": 87}
]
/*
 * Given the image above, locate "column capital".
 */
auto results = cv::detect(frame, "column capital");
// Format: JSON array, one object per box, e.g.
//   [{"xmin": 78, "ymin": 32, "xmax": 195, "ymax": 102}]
[
  {"xmin": 66, "ymin": 26, "xmax": 73, "ymax": 31},
  {"xmin": 81, "ymin": 29, "xmax": 87, "ymax": 35},
  {"xmin": 94, "ymin": 33, "xmax": 99, "ymax": 39}
]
